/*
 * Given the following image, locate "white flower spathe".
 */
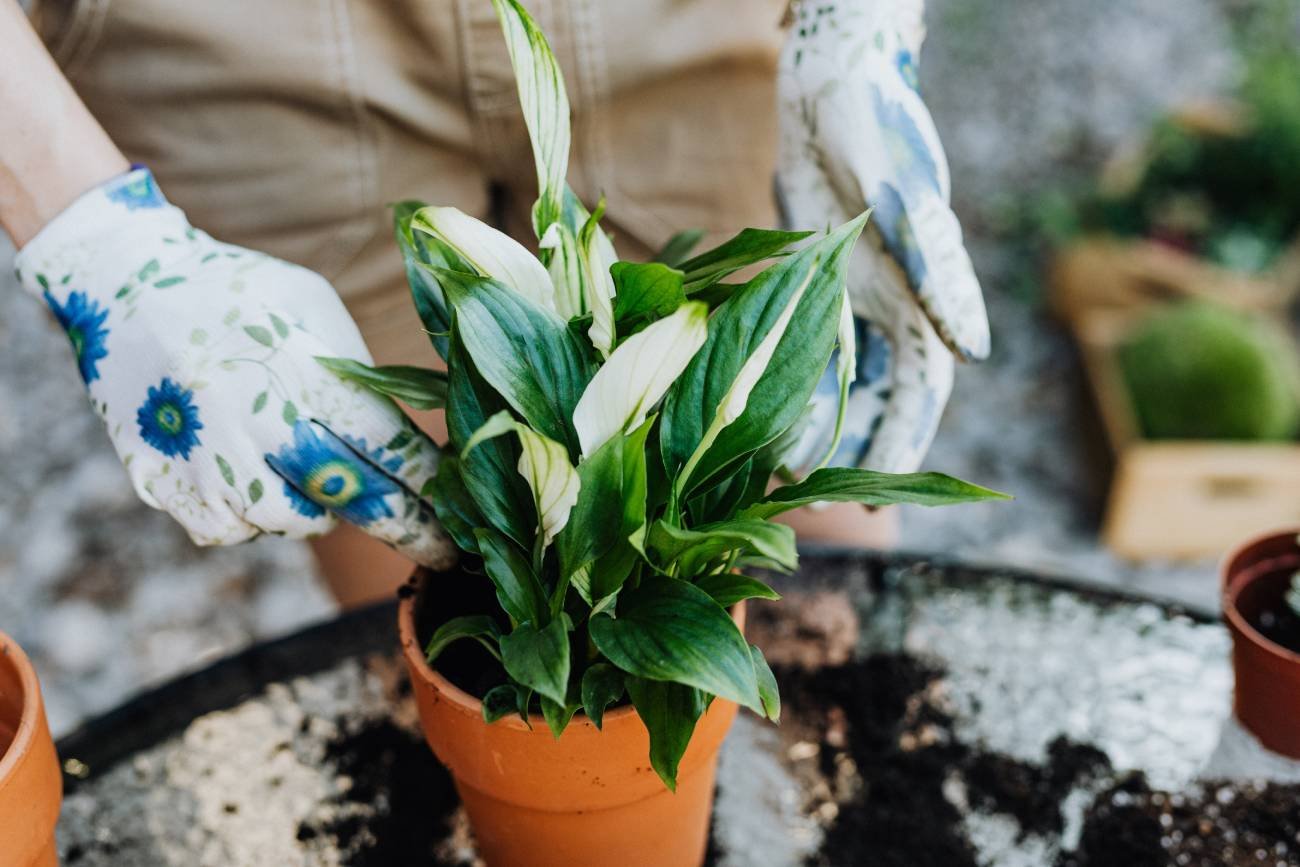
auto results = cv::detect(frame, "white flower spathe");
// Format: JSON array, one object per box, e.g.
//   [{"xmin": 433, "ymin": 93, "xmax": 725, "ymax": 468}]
[
  {"xmin": 581, "ymin": 219, "xmax": 617, "ymax": 359},
  {"xmin": 572, "ymin": 301, "xmax": 709, "ymax": 456},
  {"xmin": 413, "ymin": 206, "xmax": 556, "ymax": 312},
  {"xmin": 836, "ymin": 290, "xmax": 857, "ymax": 389}
]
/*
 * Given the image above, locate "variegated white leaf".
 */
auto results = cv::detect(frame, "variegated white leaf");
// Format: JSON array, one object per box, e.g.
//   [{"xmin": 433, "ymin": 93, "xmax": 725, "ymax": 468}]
[
  {"xmin": 716, "ymin": 265, "xmax": 817, "ymax": 425},
  {"xmin": 463, "ymin": 410, "xmax": 580, "ymax": 546},
  {"xmin": 573, "ymin": 302, "xmax": 709, "ymax": 456},
  {"xmin": 412, "ymin": 206, "xmax": 556, "ymax": 311},
  {"xmin": 491, "ymin": 0, "xmax": 571, "ymax": 236}
]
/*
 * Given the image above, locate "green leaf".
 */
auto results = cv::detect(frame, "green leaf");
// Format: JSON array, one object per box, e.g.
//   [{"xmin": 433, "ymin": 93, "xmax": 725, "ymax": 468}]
[
  {"xmin": 316, "ymin": 356, "xmax": 448, "ymax": 410},
  {"xmin": 215, "ymin": 455, "xmax": 236, "ymax": 487},
  {"xmin": 482, "ymin": 684, "xmax": 523, "ymax": 724},
  {"xmin": 153, "ymin": 276, "xmax": 186, "ymax": 288},
  {"xmin": 647, "ymin": 519, "xmax": 797, "ymax": 577},
  {"xmin": 653, "ymin": 229, "xmax": 705, "ymax": 268},
  {"xmin": 611, "ymin": 262, "xmax": 686, "ymax": 330},
  {"xmin": 137, "ymin": 259, "xmax": 160, "ymax": 282},
  {"xmin": 282, "ymin": 401, "xmax": 299, "ymax": 426},
  {"xmin": 474, "ymin": 528, "xmax": 549, "ymax": 625},
  {"xmin": 626, "ymin": 677, "xmax": 706, "ymax": 791},
  {"xmin": 491, "ymin": 0, "xmax": 571, "ymax": 235},
  {"xmin": 741, "ymin": 468, "xmax": 1011, "ymax": 520},
  {"xmin": 590, "ymin": 577, "xmax": 761, "ymax": 713},
  {"xmin": 425, "ymin": 615, "xmax": 502, "ymax": 663},
  {"xmin": 440, "ymin": 268, "xmax": 593, "ymax": 453},
  {"xmin": 580, "ymin": 663, "xmax": 625, "ymax": 730},
  {"xmin": 244, "ymin": 325, "xmax": 274, "ymax": 347},
  {"xmin": 540, "ymin": 695, "xmax": 578, "ymax": 738},
  {"xmin": 677, "ymin": 228, "xmax": 813, "ymax": 290},
  {"xmin": 270, "ymin": 313, "xmax": 290, "ymax": 338},
  {"xmin": 750, "ymin": 644, "xmax": 780, "ymax": 722},
  {"xmin": 429, "ymin": 455, "xmax": 485, "ymax": 555},
  {"xmin": 394, "ymin": 201, "xmax": 460, "ymax": 359},
  {"xmin": 500, "ymin": 618, "xmax": 571, "ymax": 706},
  {"xmin": 445, "ymin": 332, "xmax": 536, "ymax": 548},
  {"xmin": 248, "ymin": 478, "xmax": 264, "ymax": 504},
  {"xmin": 694, "ymin": 572, "xmax": 780, "ymax": 608},
  {"xmin": 252, "ymin": 391, "xmax": 268, "ymax": 414},
  {"xmin": 555, "ymin": 418, "xmax": 652, "ymax": 598},
  {"xmin": 661, "ymin": 218, "xmax": 866, "ymax": 496}
]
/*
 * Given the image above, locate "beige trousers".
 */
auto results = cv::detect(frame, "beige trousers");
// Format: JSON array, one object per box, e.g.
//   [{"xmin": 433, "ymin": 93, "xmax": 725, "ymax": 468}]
[{"xmin": 30, "ymin": 0, "xmax": 787, "ymax": 366}]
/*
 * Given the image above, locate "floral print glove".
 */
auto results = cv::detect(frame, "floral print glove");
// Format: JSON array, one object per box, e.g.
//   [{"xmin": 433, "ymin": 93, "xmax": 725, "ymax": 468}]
[
  {"xmin": 777, "ymin": 0, "xmax": 990, "ymax": 475},
  {"xmin": 14, "ymin": 168, "xmax": 454, "ymax": 568}
]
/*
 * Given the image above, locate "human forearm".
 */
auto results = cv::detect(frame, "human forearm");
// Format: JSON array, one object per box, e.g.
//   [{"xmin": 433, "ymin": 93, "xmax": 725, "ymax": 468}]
[{"xmin": 0, "ymin": 0, "xmax": 128, "ymax": 247}]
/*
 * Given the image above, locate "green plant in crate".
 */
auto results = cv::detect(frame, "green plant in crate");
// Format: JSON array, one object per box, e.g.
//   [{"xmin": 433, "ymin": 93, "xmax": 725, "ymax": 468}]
[{"xmin": 320, "ymin": 0, "xmax": 1006, "ymax": 789}]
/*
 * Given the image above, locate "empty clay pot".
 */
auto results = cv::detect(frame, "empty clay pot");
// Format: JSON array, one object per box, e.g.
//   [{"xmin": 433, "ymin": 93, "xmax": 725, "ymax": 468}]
[
  {"xmin": 399, "ymin": 571, "xmax": 743, "ymax": 867},
  {"xmin": 1221, "ymin": 528, "xmax": 1300, "ymax": 758},
  {"xmin": 0, "ymin": 631, "xmax": 62, "ymax": 866}
]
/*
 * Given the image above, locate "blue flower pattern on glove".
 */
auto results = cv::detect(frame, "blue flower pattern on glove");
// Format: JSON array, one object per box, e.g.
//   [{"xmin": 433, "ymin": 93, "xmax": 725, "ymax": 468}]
[
  {"xmin": 872, "ymin": 87, "xmax": 940, "ymax": 197},
  {"xmin": 106, "ymin": 172, "xmax": 166, "ymax": 210},
  {"xmin": 137, "ymin": 378, "xmax": 204, "ymax": 460},
  {"xmin": 43, "ymin": 289, "xmax": 110, "ymax": 383},
  {"xmin": 266, "ymin": 421, "xmax": 401, "ymax": 526},
  {"xmin": 873, "ymin": 183, "xmax": 928, "ymax": 286},
  {"xmin": 896, "ymin": 49, "xmax": 919, "ymax": 92}
]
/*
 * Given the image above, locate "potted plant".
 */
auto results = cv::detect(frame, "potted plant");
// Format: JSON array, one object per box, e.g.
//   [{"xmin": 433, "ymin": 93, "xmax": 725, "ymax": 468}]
[
  {"xmin": 1222, "ymin": 528, "xmax": 1300, "ymax": 759},
  {"xmin": 326, "ymin": 2, "xmax": 1005, "ymax": 863},
  {"xmin": 0, "ymin": 631, "xmax": 62, "ymax": 866}
]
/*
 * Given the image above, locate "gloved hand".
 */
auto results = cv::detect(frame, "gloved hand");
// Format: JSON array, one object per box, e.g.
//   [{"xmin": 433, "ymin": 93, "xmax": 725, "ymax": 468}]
[
  {"xmin": 777, "ymin": 0, "xmax": 990, "ymax": 475},
  {"xmin": 14, "ymin": 167, "xmax": 454, "ymax": 567}
]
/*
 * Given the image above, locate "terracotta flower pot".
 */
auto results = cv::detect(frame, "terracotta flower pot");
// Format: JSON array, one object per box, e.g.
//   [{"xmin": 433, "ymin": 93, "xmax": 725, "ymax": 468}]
[
  {"xmin": 398, "ymin": 571, "xmax": 743, "ymax": 867},
  {"xmin": 1221, "ymin": 528, "xmax": 1300, "ymax": 758},
  {"xmin": 0, "ymin": 631, "xmax": 62, "ymax": 867}
]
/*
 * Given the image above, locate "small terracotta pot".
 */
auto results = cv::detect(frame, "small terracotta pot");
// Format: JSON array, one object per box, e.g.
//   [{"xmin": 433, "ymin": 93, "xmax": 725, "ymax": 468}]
[
  {"xmin": 1221, "ymin": 529, "xmax": 1300, "ymax": 758},
  {"xmin": 0, "ymin": 632, "xmax": 62, "ymax": 867},
  {"xmin": 399, "ymin": 573, "xmax": 743, "ymax": 867}
]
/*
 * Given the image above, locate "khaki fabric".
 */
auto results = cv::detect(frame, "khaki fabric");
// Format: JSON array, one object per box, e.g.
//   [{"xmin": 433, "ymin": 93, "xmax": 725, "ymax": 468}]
[{"xmin": 30, "ymin": 0, "xmax": 786, "ymax": 366}]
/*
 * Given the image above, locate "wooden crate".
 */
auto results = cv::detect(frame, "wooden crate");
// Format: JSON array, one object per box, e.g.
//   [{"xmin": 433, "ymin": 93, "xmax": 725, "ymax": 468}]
[
  {"xmin": 1075, "ymin": 311, "xmax": 1300, "ymax": 560},
  {"xmin": 1051, "ymin": 236, "xmax": 1300, "ymax": 327}
]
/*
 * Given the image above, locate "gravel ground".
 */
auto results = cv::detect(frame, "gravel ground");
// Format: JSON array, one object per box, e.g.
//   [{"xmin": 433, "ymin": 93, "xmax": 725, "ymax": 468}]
[
  {"xmin": 58, "ymin": 562, "xmax": 1285, "ymax": 866},
  {"xmin": 0, "ymin": 0, "xmax": 1264, "ymax": 734}
]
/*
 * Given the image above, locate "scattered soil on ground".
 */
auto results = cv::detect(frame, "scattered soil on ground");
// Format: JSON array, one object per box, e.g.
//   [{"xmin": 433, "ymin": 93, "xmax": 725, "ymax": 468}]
[
  {"xmin": 297, "ymin": 719, "xmax": 460, "ymax": 866},
  {"xmin": 781, "ymin": 653, "xmax": 1300, "ymax": 867},
  {"xmin": 1060, "ymin": 773, "xmax": 1300, "ymax": 867}
]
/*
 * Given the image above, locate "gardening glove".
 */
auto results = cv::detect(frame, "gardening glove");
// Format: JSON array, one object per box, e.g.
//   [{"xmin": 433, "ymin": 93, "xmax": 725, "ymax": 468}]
[
  {"xmin": 13, "ymin": 167, "xmax": 455, "ymax": 567},
  {"xmin": 776, "ymin": 0, "xmax": 990, "ymax": 475}
]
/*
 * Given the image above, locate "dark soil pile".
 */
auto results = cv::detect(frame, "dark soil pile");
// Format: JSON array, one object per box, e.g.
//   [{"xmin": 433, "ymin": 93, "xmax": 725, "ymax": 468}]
[
  {"xmin": 297, "ymin": 719, "xmax": 460, "ymax": 866},
  {"xmin": 783, "ymin": 653, "xmax": 1300, "ymax": 867},
  {"xmin": 785, "ymin": 654, "xmax": 1108, "ymax": 867}
]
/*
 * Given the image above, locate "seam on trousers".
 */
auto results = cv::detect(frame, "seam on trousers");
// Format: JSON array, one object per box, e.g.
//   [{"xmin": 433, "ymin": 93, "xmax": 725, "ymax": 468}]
[
  {"xmin": 320, "ymin": 0, "xmax": 380, "ymax": 279},
  {"xmin": 456, "ymin": 0, "xmax": 508, "ymax": 185},
  {"xmin": 59, "ymin": 0, "xmax": 111, "ymax": 76},
  {"xmin": 575, "ymin": 0, "xmax": 673, "ymax": 240}
]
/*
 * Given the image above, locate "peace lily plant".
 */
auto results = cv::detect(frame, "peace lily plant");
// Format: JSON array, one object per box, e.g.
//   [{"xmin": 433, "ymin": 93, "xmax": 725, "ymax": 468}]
[{"xmin": 322, "ymin": 0, "xmax": 1006, "ymax": 790}]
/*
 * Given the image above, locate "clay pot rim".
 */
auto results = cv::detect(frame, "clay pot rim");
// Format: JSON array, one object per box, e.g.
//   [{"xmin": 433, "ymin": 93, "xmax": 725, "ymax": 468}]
[
  {"xmin": 1219, "ymin": 525, "xmax": 1300, "ymax": 592},
  {"xmin": 398, "ymin": 572, "xmax": 641, "ymax": 733},
  {"xmin": 1223, "ymin": 553, "xmax": 1300, "ymax": 668},
  {"xmin": 0, "ymin": 631, "xmax": 44, "ymax": 787}
]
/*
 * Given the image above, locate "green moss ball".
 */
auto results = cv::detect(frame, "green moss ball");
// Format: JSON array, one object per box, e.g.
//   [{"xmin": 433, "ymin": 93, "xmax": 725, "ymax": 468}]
[{"xmin": 1118, "ymin": 302, "xmax": 1300, "ymax": 441}]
